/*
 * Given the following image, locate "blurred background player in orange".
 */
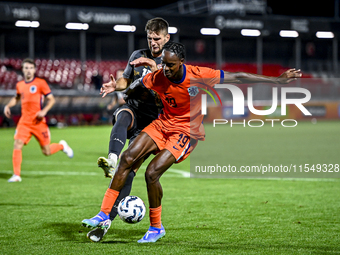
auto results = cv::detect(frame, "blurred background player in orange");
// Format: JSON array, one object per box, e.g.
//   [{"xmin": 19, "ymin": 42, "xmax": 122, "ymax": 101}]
[{"xmin": 3, "ymin": 58, "xmax": 74, "ymax": 183}]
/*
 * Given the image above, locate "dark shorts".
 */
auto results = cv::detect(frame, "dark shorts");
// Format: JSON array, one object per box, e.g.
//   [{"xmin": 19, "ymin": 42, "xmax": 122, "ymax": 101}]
[{"xmin": 112, "ymin": 104, "xmax": 156, "ymax": 145}]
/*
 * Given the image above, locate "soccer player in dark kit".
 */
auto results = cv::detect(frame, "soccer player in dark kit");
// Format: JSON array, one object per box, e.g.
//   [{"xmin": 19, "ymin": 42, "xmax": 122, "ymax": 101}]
[{"xmin": 82, "ymin": 17, "xmax": 170, "ymax": 242}]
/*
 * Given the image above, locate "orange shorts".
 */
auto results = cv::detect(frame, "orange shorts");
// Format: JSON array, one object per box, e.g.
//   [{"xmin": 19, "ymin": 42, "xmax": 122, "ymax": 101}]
[
  {"xmin": 14, "ymin": 121, "xmax": 51, "ymax": 146},
  {"xmin": 142, "ymin": 119, "xmax": 198, "ymax": 163}
]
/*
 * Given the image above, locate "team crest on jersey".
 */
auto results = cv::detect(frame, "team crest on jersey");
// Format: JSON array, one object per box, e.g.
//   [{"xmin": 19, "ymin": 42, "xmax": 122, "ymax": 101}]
[
  {"xmin": 157, "ymin": 64, "xmax": 162, "ymax": 70},
  {"xmin": 29, "ymin": 85, "xmax": 37, "ymax": 94},
  {"xmin": 188, "ymin": 86, "xmax": 199, "ymax": 97}
]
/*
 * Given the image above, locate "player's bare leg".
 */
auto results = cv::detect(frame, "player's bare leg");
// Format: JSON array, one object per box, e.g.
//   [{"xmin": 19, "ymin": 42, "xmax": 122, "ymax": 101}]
[
  {"xmin": 145, "ymin": 150, "xmax": 176, "ymax": 208},
  {"xmin": 137, "ymin": 149, "xmax": 175, "ymax": 243}
]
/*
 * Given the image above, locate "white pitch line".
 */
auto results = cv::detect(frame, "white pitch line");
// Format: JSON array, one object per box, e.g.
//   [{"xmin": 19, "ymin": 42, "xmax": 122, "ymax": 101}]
[
  {"xmin": 0, "ymin": 158, "xmax": 190, "ymax": 178},
  {"xmin": 0, "ymin": 170, "xmax": 99, "ymax": 176},
  {"xmin": 0, "ymin": 170, "xmax": 186, "ymax": 178},
  {"xmin": 138, "ymin": 165, "xmax": 190, "ymax": 178},
  {"xmin": 163, "ymin": 169, "xmax": 190, "ymax": 178},
  {"xmin": 0, "ymin": 159, "xmax": 190, "ymax": 178},
  {"xmin": 0, "ymin": 159, "xmax": 94, "ymax": 166}
]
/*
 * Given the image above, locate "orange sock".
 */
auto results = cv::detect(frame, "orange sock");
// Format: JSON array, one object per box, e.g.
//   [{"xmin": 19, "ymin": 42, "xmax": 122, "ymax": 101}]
[
  {"xmin": 149, "ymin": 205, "xmax": 162, "ymax": 228},
  {"xmin": 12, "ymin": 149, "xmax": 22, "ymax": 176},
  {"xmin": 49, "ymin": 143, "xmax": 63, "ymax": 155},
  {"xmin": 101, "ymin": 188, "xmax": 119, "ymax": 216}
]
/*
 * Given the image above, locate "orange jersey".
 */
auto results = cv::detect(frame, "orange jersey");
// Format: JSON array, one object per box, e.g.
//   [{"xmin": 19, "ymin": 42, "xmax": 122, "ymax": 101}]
[
  {"xmin": 142, "ymin": 64, "xmax": 223, "ymax": 141},
  {"xmin": 16, "ymin": 77, "xmax": 51, "ymax": 125}
]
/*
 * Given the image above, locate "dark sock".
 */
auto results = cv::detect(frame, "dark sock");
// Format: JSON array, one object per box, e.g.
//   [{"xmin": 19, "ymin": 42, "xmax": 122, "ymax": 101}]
[
  {"xmin": 109, "ymin": 170, "xmax": 136, "ymax": 220},
  {"xmin": 109, "ymin": 111, "xmax": 132, "ymax": 156}
]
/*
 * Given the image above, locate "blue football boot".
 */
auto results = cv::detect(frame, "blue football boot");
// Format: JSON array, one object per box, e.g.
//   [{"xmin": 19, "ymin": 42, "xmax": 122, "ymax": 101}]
[
  {"xmin": 137, "ymin": 225, "xmax": 166, "ymax": 243},
  {"xmin": 82, "ymin": 211, "xmax": 109, "ymax": 228}
]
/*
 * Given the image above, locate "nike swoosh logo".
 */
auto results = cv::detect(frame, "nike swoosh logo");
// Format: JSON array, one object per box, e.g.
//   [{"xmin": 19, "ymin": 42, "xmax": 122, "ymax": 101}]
[{"xmin": 173, "ymin": 146, "xmax": 179, "ymax": 151}]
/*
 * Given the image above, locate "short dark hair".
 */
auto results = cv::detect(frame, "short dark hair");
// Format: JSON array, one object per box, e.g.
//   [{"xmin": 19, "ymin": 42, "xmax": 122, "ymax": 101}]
[
  {"xmin": 163, "ymin": 41, "xmax": 186, "ymax": 60},
  {"xmin": 22, "ymin": 58, "xmax": 36, "ymax": 68},
  {"xmin": 145, "ymin": 17, "xmax": 169, "ymax": 34}
]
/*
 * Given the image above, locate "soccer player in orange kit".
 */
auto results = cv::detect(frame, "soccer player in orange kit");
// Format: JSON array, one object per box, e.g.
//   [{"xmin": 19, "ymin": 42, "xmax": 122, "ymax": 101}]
[
  {"xmin": 4, "ymin": 58, "xmax": 73, "ymax": 183},
  {"xmin": 83, "ymin": 41, "xmax": 301, "ymax": 242}
]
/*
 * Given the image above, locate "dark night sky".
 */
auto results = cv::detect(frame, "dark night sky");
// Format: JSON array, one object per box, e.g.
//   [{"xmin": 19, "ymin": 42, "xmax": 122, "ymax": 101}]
[{"xmin": 9, "ymin": 0, "xmax": 338, "ymax": 18}]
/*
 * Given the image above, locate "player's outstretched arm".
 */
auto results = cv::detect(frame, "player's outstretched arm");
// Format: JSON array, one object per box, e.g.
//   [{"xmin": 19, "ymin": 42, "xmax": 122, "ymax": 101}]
[{"xmin": 223, "ymin": 68, "xmax": 302, "ymax": 84}]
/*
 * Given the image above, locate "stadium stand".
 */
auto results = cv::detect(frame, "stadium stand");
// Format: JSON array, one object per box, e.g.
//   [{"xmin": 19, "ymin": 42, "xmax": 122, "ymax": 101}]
[
  {"xmin": 1, "ymin": 58, "xmax": 297, "ymax": 90},
  {"xmin": 0, "ymin": 58, "xmax": 127, "ymax": 90}
]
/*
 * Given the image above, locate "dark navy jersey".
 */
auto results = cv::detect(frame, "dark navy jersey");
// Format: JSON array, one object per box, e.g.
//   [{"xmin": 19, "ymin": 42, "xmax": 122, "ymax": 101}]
[{"xmin": 123, "ymin": 48, "xmax": 162, "ymax": 119}]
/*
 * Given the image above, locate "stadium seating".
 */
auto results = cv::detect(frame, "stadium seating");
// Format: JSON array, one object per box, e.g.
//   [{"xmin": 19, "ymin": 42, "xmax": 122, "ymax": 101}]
[
  {"xmin": 0, "ymin": 58, "xmax": 128, "ymax": 90},
  {"xmin": 1, "ymin": 57, "xmax": 302, "ymax": 90}
]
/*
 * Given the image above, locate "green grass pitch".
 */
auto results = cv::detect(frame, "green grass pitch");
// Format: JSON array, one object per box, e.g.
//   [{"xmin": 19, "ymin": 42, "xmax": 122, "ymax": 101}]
[{"xmin": 0, "ymin": 122, "xmax": 339, "ymax": 254}]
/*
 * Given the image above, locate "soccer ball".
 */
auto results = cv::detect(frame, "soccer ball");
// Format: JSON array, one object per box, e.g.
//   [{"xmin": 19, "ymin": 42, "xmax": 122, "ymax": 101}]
[{"xmin": 117, "ymin": 196, "xmax": 146, "ymax": 224}]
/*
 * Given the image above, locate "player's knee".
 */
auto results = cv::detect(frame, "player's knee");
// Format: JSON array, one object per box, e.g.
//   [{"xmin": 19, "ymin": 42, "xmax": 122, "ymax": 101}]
[
  {"xmin": 14, "ymin": 139, "xmax": 24, "ymax": 150},
  {"xmin": 120, "ymin": 150, "xmax": 135, "ymax": 168},
  {"xmin": 145, "ymin": 167, "xmax": 159, "ymax": 185},
  {"xmin": 42, "ymin": 150, "xmax": 50, "ymax": 156},
  {"xmin": 41, "ymin": 147, "xmax": 51, "ymax": 156}
]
